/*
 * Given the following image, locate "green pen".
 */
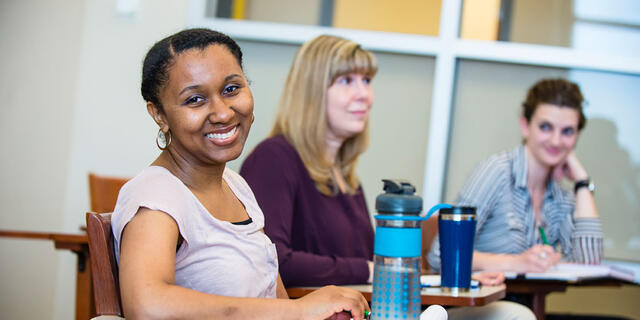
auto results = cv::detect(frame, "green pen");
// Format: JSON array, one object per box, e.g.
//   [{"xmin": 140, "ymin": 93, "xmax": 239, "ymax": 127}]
[
  {"xmin": 538, "ymin": 226, "xmax": 549, "ymax": 245},
  {"xmin": 347, "ymin": 309, "xmax": 370, "ymax": 319}
]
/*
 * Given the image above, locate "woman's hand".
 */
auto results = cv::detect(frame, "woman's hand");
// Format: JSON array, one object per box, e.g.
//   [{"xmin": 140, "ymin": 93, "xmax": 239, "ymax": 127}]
[
  {"xmin": 296, "ymin": 285, "xmax": 370, "ymax": 320},
  {"xmin": 552, "ymin": 151, "xmax": 588, "ymax": 182},
  {"xmin": 472, "ymin": 271, "xmax": 505, "ymax": 286},
  {"xmin": 511, "ymin": 244, "xmax": 561, "ymax": 273}
]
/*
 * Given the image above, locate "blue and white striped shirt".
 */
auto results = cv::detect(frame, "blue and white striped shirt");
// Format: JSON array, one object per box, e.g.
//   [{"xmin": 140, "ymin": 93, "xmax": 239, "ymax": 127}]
[{"xmin": 428, "ymin": 145, "xmax": 603, "ymax": 272}]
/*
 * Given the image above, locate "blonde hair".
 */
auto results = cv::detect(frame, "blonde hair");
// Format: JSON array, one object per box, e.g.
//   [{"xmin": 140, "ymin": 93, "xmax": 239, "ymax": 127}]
[{"xmin": 270, "ymin": 35, "xmax": 378, "ymax": 195}]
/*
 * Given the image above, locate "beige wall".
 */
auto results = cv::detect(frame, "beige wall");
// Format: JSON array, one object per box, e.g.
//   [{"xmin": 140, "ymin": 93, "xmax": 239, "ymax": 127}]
[{"xmin": 0, "ymin": 0, "xmax": 84, "ymax": 319}]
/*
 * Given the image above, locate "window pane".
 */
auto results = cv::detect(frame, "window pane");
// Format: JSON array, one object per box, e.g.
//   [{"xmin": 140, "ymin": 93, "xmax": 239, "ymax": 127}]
[
  {"xmin": 332, "ymin": 0, "xmax": 441, "ymax": 36},
  {"xmin": 446, "ymin": 59, "xmax": 640, "ymax": 262},
  {"xmin": 460, "ymin": 0, "xmax": 640, "ymax": 58},
  {"xmin": 207, "ymin": 0, "xmax": 322, "ymax": 25},
  {"xmin": 207, "ymin": 0, "xmax": 442, "ymax": 36}
]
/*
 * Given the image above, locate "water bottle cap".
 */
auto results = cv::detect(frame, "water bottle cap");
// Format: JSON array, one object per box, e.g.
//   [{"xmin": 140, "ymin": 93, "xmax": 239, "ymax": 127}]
[{"xmin": 375, "ymin": 179, "xmax": 423, "ymax": 214}]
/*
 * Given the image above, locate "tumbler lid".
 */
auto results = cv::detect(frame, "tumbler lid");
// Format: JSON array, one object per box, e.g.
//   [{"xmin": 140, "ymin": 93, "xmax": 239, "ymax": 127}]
[
  {"xmin": 439, "ymin": 206, "xmax": 476, "ymax": 215},
  {"xmin": 375, "ymin": 179, "xmax": 423, "ymax": 214}
]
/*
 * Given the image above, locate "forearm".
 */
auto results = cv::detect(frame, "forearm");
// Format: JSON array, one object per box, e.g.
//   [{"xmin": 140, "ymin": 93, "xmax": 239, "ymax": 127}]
[
  {"xmin": 472, "ymin": 251, "xmax": 518, "ymax": 272},
  {"xmin": 124, "ymin": 283, "xmax": 299, "ymax": 320},
  {"xmin": 573, "ymin": 187, "xmax": 598, "ymax": 218},
  {"xmin": 568, "ymin": 153, "xmax": 597, "ymax": 219}
]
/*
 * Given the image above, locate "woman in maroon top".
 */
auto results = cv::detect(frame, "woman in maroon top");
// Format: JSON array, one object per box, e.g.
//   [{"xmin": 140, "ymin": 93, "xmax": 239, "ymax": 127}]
[
  {"xmin": 241, "ymin": 35, "xmax": 377, "ymax": 287},
  {"xmin": 241, "ymin": 34, "xmax": 536, "ymax": 320}
]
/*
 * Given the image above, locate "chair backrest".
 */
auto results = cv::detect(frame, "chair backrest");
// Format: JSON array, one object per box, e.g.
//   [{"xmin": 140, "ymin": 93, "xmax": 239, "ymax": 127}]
[
  {"xmin": 88, "ymin": 173, "xmax": 129, "ymax": 213},
  {"xmin": 86, "ymin": 212, "xmax": 123, "ymax": 317},
  {"xmin": 421, "ymin": 216, "xmax": 439, "ymax": 273}
]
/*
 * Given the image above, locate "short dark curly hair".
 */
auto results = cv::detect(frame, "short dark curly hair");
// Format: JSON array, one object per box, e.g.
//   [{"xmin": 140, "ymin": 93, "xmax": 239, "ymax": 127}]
[
  {"xmin": 522, "ymin": 78, "xmax": 586, "ymax": 131},
  {"xmin": 140, "ymin": 28, "xmax": 243, "ymax": 111}
]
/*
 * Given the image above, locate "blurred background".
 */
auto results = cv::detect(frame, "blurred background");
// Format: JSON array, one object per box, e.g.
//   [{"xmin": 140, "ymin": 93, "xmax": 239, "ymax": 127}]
[{"xmin": 1, "ymin": 0, "xmax": 639, "ymax": 319}]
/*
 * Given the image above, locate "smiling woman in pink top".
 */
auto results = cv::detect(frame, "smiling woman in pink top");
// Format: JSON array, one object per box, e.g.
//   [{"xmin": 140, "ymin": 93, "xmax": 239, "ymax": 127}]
[{"xmin": 111, "ymin": 28, "xmax": 369, "ymax": 320}]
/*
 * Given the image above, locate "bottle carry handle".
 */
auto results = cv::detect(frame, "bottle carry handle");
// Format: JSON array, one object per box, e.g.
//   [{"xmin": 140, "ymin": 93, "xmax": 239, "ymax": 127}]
[
  {"xmin": 374, "ymin": 203, "xmax": 451, "ymax": 221},
  {"xmin": 422, "ymin": 203, "xmax": 452, "ymax": 220}
]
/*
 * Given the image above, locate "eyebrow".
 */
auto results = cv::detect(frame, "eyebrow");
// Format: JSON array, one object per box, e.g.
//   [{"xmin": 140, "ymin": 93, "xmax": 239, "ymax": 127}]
[{"xmin": 178, "ymin": 74, "xmax": 243, "ymax": 96}]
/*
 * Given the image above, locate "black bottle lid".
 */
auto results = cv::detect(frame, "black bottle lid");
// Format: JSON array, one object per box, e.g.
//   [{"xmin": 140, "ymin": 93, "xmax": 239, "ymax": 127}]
[{"xmin": 375, "ymin": 179, "xmax": 423, "ymax": 215}]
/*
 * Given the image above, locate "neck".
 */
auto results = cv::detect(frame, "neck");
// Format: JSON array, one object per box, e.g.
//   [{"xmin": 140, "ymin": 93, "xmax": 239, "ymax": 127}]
[
  {"xmin": 524, "ymin": 145, "xmax": 550, "ymax": 191},
  {"xmin": 324, "ymin": 133, "xmax": 345, "ymax": 165},
  {"xmin": 153, "ymin": 149, "xmax": 226, "ymax": 193}
]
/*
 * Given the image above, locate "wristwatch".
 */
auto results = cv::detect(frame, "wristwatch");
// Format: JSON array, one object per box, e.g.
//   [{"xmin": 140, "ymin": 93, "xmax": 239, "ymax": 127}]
[{"xmin": 574, "ymin": 178, "xmax": 595, "ymax": 194}]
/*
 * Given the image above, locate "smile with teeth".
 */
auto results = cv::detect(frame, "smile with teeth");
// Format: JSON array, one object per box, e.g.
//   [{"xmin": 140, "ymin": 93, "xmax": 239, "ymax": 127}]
[{"xmin": 205, "ymin": 126, "xmax": 237, "ymax": 140}]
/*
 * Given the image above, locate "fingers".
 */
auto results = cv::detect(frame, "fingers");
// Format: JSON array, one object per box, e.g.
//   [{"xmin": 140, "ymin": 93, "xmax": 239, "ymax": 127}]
[
  {"xmin": 491, "ymin": 272, "xmax": 505, "ymax": 284},
  {"xmin": 314, "ymin": 286, "xmax": 368, "ymax": 320},
  {"xmin": 521, "ymin": 245, "xmax": 551, "ymax": 272},
  {"xmin": 336, "ymin": 287, "xmax": 369, "ymax": 319},
  {"xmin": 565, "ymin": 151, "xmax": 588, "ymax": 181},
  {"xmin": 528, "ymin": 245, "xmax": 559, "ymax": 271},
  {"xmin": 472, "ymin": 272, "xmax": 505, "ymax": 286}
]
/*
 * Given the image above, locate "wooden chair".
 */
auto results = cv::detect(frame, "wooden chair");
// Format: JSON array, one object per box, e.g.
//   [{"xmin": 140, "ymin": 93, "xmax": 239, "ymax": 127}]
[
  {"xmin": 421, "ymin": 216, "xmax": 439, "ymax": 273},
  {"xmin": 86, "ymin": 212, "xmax": 124, "ymax": 319},
  {"xmin": 88, "ymin": 173, "xmax": 129, "ymax": 213}
]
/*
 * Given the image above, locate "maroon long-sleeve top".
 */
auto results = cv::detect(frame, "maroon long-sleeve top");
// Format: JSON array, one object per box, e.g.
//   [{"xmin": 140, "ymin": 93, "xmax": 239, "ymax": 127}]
[{"xmin": 240, "ymin": 135, "xmax": 374, "ymax": 286}]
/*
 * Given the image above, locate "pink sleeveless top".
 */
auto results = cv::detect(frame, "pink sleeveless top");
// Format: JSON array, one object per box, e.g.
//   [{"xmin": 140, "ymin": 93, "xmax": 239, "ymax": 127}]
[{"xmin": 112, "ymin": 166, "xmax": 278, "ymax": 298}]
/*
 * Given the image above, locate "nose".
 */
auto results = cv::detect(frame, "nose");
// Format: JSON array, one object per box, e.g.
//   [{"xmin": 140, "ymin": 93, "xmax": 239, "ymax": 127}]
[
  {"xmin": 352, "ymin": 79, "xmax": 373, "ymax": 102},
  {"xmin": 550, "ymin": 130, "xmax": 561, "ymax": 146},
  {"xmin": 207, "ymin": 97, "xmax": 233, "ymax": 123}
]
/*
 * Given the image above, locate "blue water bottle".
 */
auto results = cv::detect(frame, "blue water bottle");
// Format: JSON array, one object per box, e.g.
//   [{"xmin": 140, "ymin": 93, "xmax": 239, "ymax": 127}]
[{"xmin": 371, "ymin": 180, "xmax": 423, "ymax": 320}]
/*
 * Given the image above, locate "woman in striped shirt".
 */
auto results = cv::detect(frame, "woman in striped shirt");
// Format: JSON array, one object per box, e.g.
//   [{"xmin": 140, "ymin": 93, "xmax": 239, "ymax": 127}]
[{"xmin": 429, "ymin": 78, "xmax": 603, "ymax": 273}]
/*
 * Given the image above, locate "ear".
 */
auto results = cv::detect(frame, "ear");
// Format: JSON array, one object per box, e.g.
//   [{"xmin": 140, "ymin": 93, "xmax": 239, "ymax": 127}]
[
  {"xmin": 147, "ymin": 102, "xmax": 168, "ymax": 131},
  {"xmin": 519, "ymin": 117, "xmax": 530, "ymax": 141}
]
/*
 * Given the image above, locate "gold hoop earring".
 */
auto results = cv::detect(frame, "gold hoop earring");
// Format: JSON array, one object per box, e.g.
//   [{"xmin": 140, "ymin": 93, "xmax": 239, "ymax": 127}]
[{"xmin": 156, "ymin": 128, "xmax": 172, "ymax": 150}]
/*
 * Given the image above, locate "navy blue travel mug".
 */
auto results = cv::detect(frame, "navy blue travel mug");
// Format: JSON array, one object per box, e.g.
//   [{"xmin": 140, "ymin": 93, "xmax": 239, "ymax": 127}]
[{"xmin": 438, "ymin": 206, "xmax": 476, "ymax": 292}]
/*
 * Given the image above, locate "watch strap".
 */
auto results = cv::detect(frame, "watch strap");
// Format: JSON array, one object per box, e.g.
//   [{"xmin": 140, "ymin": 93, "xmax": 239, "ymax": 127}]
[{"xmin": 574, "ymin": 179, "xmax": 591, "ymax": 193}]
